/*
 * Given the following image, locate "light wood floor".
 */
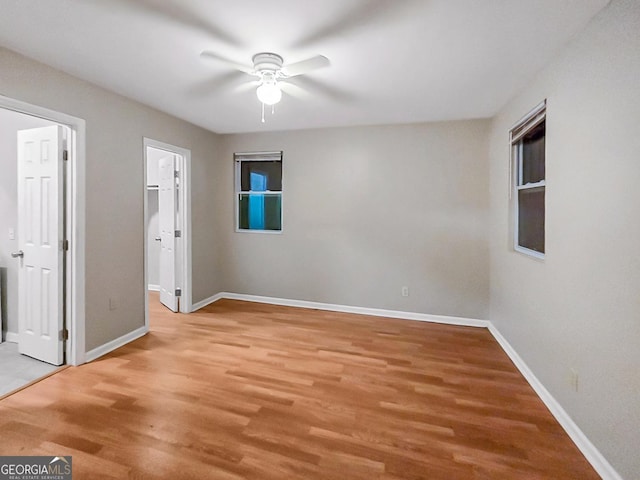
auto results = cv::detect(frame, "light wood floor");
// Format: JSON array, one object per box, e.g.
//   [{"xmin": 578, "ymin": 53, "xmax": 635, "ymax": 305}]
[{"xmin": 0, "ymin": 293, "xmax": 600, "ymax": 479}]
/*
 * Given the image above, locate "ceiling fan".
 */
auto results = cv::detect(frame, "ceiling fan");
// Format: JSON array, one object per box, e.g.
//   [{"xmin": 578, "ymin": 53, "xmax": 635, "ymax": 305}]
[{"xmin": 200, "ymin": 50, "xmax": 330, "ymax": 121}]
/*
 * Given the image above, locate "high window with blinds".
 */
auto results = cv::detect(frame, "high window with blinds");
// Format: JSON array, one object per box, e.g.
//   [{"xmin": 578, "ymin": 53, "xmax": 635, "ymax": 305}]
[
  {"xmin": 511, "ymin": 100, "xmax": 546, "ymax": 258},
  {"xmin": 235, "ymin": 151, "xmax": 283, "ymax": 232}
]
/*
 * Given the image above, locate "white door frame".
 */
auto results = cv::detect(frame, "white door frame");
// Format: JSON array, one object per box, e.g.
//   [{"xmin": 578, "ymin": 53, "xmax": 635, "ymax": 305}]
[
  {"xmin": 143, "ymin": 138, "xmax": 192, "ymax": 325},
  {"xmin": 0, "ymin": 94, "xmax": 86, "ymax": 366}
]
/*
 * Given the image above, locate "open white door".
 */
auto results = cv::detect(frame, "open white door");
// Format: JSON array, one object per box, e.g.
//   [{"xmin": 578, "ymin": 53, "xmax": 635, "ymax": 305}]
[
  {"xmin": 159, "ymin": 153, "xmax": 178, "ymax": 312},
  {"xmin": 16, "ymin": 125, "xmax": 64, "ymax": 366}
]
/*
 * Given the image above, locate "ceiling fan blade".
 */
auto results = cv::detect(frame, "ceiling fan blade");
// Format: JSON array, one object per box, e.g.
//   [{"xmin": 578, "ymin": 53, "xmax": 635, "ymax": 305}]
[
  {"xmin": 279, "ymin": 81, "xmax": 310, "ymax": 99},
  {"xmin": 85, "ymin": 0, "xmax": 243, "ymax": 47},
  {"xmin": 187, "ymin": 71, "xmax": 247, "ymax": 96},
  {"xmin": 200, "ymin": 51, "xmax": 256, "ymax": 75},
  {"xmin": 281, "ymin": 55, "xmax": 330, "ymax": 77},
  {"xmin": 292, "ymin": 76, "xmax": 356, "ymax": 103},
  {"xmin": 295, "ymin": 0, "xmax": 422, "ymax": 47},
  {"xmin": 233, "ymin": 80, "xmax": 261, "ymax": 94}
]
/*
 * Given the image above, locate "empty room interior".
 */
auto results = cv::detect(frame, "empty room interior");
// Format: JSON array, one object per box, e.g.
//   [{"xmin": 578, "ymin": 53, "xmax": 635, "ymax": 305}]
[{"xmin": 0, "ymin": 0, "xmax": 638, "ymax": 479}]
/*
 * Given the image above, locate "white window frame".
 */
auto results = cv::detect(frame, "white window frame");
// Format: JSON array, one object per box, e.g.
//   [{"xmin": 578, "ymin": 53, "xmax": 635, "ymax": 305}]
[
  {"xmin": 510, "ymin": 100, "xmax": 546, "ymax": 260},
  {"xmin": 234, "ymin": 151, "xmax": 283, "ymax": 234}
]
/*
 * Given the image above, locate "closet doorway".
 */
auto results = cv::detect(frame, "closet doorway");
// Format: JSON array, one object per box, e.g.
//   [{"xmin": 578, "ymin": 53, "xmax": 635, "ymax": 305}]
[{"xmin": 144, "ymin": 139, "xmax": 191, "ymax": 325}]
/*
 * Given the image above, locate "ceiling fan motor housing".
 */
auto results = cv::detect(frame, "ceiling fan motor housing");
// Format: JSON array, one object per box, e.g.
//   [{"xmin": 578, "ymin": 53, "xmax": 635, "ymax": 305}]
[{"xmin": 252, "ymin": 52, "xmax": 284, "ymax": 76}]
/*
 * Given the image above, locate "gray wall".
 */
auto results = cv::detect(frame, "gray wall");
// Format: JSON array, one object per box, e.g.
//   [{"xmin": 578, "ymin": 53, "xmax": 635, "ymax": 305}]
[
  {"xmin": 0, "ymin": 47, "xmax": 222, "ymax": 351},
  {"xmin": 0, "ymin": 110, "xmax": 55, "ymax": 338},
  {"xmin": 488, "ymin": 0, "xmax": 640, "ymax": 477},
  {"xmin": 218, "ymin": 121, "xmax": 491, "ymax": 319}
]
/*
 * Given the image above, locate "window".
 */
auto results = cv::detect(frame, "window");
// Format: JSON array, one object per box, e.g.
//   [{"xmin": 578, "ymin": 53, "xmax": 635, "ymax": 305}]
[
  {"xmin": 235, "ymin": 151, "xmax": 282, "ymax": 232},
  {"xmin": 511, "ymin": 100, "xmax": 546, "ymax": 258}
]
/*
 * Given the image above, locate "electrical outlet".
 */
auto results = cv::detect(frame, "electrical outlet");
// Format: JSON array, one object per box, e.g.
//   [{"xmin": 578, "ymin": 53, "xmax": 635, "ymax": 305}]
[
  {"xmin": 109, "ymin": 297, "xmax": 117, "ymax": 311},
  {"xmin": 401, "ymin": 286, "xmax": 409, "ymax": 297},
  {"xmin": 569, "ymin": 368, "xmax": 579, "ymax": 392}
]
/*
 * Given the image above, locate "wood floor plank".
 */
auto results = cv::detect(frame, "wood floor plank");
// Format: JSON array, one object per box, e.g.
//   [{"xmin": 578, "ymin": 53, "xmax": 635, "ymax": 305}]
[{"xmin": 0, "ymin": 293, "xmax": 600, "ymax": 479}]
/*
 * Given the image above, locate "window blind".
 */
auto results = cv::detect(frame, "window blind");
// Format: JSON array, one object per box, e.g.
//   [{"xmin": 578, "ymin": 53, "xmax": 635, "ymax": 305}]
[
  {"xmin": 510, "ymin": 100, "xmax": 547, "ymax": 144},
  {"xmin": 234, "ymin": 151, "xmax": 282, "ymax": 162}
]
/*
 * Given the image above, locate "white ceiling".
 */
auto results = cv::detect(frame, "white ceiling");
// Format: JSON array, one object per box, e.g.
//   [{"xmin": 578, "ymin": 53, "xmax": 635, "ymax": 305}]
[{"xmin": 0, "ymin": 0, "xmax": 609, "ymax": 134}]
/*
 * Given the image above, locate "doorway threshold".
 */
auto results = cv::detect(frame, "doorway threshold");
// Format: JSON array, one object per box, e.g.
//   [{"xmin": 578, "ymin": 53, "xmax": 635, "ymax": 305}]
[{"xmin": 0, "ymin": 342, "xmax": 68, "ymax": 399}]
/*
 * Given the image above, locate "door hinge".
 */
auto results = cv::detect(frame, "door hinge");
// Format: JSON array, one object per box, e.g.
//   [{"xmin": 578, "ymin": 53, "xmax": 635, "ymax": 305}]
[
  {"xmin": 63, "ymin": 150, "xmax": 69, "ymax": 161},
  {"xmin": 62, "ymin": 239, "xmax": 69, "ymax": 251},
  {"xmin": 174, "ymin": 230, "xmax": 181, "ymax": 238},
  {"xmin": 60, "ymin": 329, "xmax": 69, "ymax": 341},
  {"xmin": 174, "ymin": 170, "xmax": 179, "ymax": 179},
  {"xmin": 175, "ymin": 288, "xmax": 182, "ymax": 297}
]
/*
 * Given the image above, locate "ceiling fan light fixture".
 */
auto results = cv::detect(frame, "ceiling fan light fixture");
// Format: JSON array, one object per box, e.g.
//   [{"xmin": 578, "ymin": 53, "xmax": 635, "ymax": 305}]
[{"xmin": 256, "ymin": 81, "xmax": 282, "ymax": 105}]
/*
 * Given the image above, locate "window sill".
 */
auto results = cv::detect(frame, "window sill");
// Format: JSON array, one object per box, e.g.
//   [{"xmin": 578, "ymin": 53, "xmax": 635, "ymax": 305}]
[
  {"xmin": 235, "ymin": 228, "xmax": 283, "ymax": 235},
  {"xmin": 514, "ymin": 245, "xmax": 545, "ymax": 260}
]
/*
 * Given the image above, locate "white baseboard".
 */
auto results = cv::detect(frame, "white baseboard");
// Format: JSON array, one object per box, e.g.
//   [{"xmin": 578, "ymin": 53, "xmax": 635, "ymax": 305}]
[
  {"xmin": 147, "ymin": 284, "xmax": 160, "ymax": 292},
  {"xmin": 488, "ymin": 325, "xmax": 622, "ymax": 480},
  {"xmin": 85, "ymin": 325, "xmax": 148, "ymax": 363},
  {"xmin": 194, "ymin": 291, "xmax": 490, "ymax": 328},
  {"xmin": 191, "ymin": 292, "xmax": 225, "ymax": 312},
  {"xmin": 5, "ymin": 332, "xmax": 18, "ymax": 343}
]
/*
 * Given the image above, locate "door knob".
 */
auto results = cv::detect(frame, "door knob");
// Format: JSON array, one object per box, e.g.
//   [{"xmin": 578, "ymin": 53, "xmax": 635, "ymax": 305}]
[
  {"xmin": 11, "ymin": 250, "xmax": 24, "ymax": 258},
  {"xmin": 154, "ymin": 237, "xmax": 161, "ymax": 242}
]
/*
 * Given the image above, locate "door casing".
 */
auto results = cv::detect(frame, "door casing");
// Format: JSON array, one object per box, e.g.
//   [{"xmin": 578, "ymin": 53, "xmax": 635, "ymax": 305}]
[
  {"xmin": 1, "ymin": 94, "xmax": 86, "ymax": 366},
  {"xmin": 143, "ymin": 138, "xmax": 192, "ymax": 326}
]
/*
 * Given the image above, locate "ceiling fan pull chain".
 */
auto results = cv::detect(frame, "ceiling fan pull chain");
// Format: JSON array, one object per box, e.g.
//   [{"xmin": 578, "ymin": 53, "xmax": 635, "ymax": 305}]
[
  {"xmin": 271, "ymin": 104, "xmax": 275, "ymax": 115},
  {"xmin": 261, "ymin": 102, "xmax": 265, "ymax": 123}
]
